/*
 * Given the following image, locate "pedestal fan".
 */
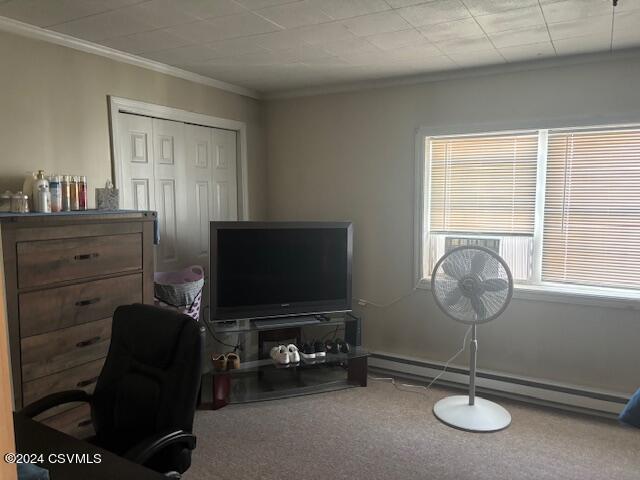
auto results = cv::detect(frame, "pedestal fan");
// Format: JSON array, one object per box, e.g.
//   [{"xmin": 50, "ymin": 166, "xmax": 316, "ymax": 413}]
[{"xmin": 431, "ymin": 245, "xmax": 513, "ymax": 432}]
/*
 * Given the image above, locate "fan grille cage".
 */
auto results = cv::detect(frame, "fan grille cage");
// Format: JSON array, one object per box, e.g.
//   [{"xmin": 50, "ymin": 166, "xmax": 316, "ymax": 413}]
[{"xmin": 431, "ymin": 245, "xmax": 513, "ymax": 325}]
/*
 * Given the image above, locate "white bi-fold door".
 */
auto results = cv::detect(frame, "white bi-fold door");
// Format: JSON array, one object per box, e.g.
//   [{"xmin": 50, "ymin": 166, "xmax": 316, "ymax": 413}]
[{"xmin": 114, "ymin": 112, "xmax": 238, "ymax": 277}]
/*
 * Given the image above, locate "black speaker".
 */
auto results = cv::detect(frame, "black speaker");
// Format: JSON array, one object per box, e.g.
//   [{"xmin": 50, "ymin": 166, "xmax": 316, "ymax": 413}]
[{"xmin": 344, "ymin": 313, "xmax": 361, "ymax": 347}]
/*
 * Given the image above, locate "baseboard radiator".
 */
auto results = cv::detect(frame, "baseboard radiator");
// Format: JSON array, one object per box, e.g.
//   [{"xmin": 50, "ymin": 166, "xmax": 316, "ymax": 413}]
[{"xmin": 369, "ymin": 352, "xmax": 630, "ymax": 419}]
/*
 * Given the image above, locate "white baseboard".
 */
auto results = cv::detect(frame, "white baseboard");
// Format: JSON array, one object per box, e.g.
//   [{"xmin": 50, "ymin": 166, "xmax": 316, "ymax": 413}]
[{"xmin": 369, "ymin": 351, "xmax": 630, "ymax": 418}]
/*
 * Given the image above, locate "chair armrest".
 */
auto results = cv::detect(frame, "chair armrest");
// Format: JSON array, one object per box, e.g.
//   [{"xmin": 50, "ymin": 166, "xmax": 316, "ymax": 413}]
[
  {"xmin": 21, "ymin": 390, "xmax": 92, "ymax": 419},
  {"xmin": 124, "ymin": 430, "xmax": 197, "ymax": 466}
]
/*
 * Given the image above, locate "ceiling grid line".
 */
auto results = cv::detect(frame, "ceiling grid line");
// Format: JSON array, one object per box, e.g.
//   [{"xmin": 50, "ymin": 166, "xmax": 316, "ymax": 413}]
[{"xmin": 537, "ymin": 0, "xmax": 558, "ymax": 56}]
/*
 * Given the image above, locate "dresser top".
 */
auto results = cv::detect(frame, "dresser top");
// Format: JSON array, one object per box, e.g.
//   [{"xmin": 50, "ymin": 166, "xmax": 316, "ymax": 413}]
[{"xmin": 0, "ymin": 210, "xmax": 157, "ymax": 225}]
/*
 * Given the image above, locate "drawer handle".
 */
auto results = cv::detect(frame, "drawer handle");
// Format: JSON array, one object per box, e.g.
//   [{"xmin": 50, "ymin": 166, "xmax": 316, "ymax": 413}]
[
  {"xmin": 76, "ymin": 336, "xmax": 101, "ymax": 348},
  {"xmin": 75, "ymin": 297, "xmax": 101, "ymax": 307},
  {"xmin": 77, "ymin": 419, "xmax": 92, "ymax": 428},
  {"xmin": 77, "ymin": 377, "xmax": 98, "ymax": 388},
  {"xmin": 74, "ymin": 253, "xmax": 99, "ymax": 261}
]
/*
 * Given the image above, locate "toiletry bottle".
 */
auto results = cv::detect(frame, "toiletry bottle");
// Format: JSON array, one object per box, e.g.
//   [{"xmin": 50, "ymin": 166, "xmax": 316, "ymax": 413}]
[
  {"xmin": 22, "ymin": 172, "xmax": 36, "ymax": 212},
  {"xmin": 61, "ymin": 175, "xmax": 71, "ymax": 211},
  {"xmin": 78, "ymin": 175, "xmax": 88, "ymax": 210},
  {"xmin": 32, "ymin": 170, "xmax": 49, "ymax": 212},
  {"xmin": 36, "ymin": 184, "xmax": 51, "ymax": 213},
  {"xmin": 49, "ymin": 175, "xmax": 62, "ymax": 212},
  {"xmin": 70, "ymin": 176, "xmax": 79, "ymax": 211}
]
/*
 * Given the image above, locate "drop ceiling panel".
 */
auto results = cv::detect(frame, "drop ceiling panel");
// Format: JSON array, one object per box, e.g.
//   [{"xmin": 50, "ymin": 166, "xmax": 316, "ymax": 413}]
[
  {"xmin": 547, "ymin": 14, "xmax": 613, "ymax": 41},
  {"xmin": 341, "ymin": 11, "xmax": 411, "ymax": 37},
  {"xmin": 50, "ymin": 9, "xmax": 157, "ymax": 42},
  {"xmin": 489, "ymin": 25, "xmax": 551, "ymax": 49},
  {"xmin": 498, "ymin": 41, "xmax": 556, "ymax": 62},
  {"xmin": 309, "ymin": 0, "xmax": 391, "ymax": 20},
  {"xmin": 397, "ymin": 0, "xmax": 472, "ymax": 27},
  {"xmin": 365, "ymin": 29, "xmax": 427, "ymax": 51},
  {"xmin": 0, "ymin": 0, "xmax": 637, "ymax": 93},
  {"xmin": 463, "ymin": 0, "xmax": 540, "ymax": 16},
  {"xmin": 475, "ymin": 6, "xmax": 546, "ymax": 33},
  {"xmin": 254, "ymin": 0, "xmax": 331, "ymax": 29},
  {"xmin": 418, "ymin": 18, "xmax": 485, "ymax": 42}
]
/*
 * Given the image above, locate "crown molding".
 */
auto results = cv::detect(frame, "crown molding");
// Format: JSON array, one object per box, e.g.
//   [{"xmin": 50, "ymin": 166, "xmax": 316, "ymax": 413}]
[
  {"xmin": 0, "ymin": 14, "xmax": 261, "ymax": 100},
  {"xmin": 265, "ymin": 47, "xmax": 640, "ymax": 101}
]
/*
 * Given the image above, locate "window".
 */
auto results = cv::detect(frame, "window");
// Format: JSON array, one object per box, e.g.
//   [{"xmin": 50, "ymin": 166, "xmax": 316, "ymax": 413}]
[
  {"xmin": 543, "ymin": 129, "xmax": 640, "ymax": 289},
  {"xmin": 427, "ymin": 133, "xmax": 538, "ymax": 282},
  {"xmin": 421, "ymin": 125, "xmax": 640, "ymax": 296}
]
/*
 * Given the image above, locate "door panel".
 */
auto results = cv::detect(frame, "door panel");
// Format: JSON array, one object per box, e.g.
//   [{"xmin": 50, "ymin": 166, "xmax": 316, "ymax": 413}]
[
  {"xmin": 157, "ymin": 179, "xmax": 178, "ymax": 264},
  {"xmin": 195, "ymin": 181, "xmax": 210, "ymax": 256},
  {"xmin": 117, "ymin": 113, "xmax": 155, "ymax": 212}
]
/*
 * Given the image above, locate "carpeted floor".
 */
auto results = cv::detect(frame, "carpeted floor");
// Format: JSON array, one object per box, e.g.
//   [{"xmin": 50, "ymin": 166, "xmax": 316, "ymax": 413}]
[{"xmin": 188, "ymin": 380, "xmax": 640, "ymax": 480}]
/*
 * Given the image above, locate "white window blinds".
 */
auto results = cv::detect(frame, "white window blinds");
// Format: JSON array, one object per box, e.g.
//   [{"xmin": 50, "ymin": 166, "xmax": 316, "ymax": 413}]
[
  {"xmin": 429, "ymin": 133, "xmax": 539, "ymax": 235},
  {"xmin": 542, "ymin": 128, "xmax": 640, "ymax": 289}
]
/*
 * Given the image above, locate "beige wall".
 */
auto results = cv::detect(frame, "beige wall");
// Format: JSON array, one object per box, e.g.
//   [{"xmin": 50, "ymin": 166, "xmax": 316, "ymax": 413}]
[
  {"xmin": 266, "ymin": 56, "xmax": 640, "ymax": 394},
  {"xmin": 0, "ymin": 30, "xmax": 267, "ymax": 218}
]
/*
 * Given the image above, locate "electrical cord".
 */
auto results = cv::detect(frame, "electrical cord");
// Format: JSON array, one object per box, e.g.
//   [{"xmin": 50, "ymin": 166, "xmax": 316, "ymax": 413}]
[
  {"xmin": 354, "ymin": 282, "xmax": 422, "ymax": 309},
  {"xmin": 201, "ymin": 306, "xmax": 242, "ymax": 352},
  {"xmin": 369, "ymin": 325, "xmax": 472, "ymax": 393},
  {"xmin": 301, "ymin": 324, "xmax": 343, "ymax": 345}
]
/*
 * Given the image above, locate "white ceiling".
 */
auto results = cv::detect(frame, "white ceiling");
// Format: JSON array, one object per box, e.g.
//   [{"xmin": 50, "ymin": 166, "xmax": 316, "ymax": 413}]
[{"xmin": 1, "ymin": 0, "xmax": 639, "ymax": 94}]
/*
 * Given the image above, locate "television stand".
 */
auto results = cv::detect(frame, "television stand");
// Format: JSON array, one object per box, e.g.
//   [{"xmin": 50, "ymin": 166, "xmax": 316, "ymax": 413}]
[
  {"xmin": 199, "ymin": 313, "xmax": 367, "ymax": 410},
  {"xmin": 253, "ymin": 314, "xmax": 328, "ymax": 329}
]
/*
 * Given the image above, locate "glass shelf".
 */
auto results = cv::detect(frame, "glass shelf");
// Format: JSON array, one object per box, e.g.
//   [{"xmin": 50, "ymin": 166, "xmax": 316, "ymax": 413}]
[
  {"xmin": 200, "ymin": 347, "xmax": 369, "ymax": 409},
  {"xmin": 203, "ymin": 346, "xmax": 369, "ymax": 376}
]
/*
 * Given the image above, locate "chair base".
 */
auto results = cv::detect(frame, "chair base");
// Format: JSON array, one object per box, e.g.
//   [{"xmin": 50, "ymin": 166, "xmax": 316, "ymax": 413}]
[{"xmin": 433, "ymin": 395, "xmax": 511, "ymax": 432}]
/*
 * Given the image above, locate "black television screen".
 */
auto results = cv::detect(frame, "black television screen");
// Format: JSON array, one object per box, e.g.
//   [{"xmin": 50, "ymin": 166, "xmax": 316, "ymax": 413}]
[{"xmin": 210, "ymin": 222, "xmax": 352, "ymax": 320}]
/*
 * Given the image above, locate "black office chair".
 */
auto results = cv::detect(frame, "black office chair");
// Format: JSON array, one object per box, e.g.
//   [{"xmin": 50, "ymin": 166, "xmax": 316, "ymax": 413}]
[{"xmin": 22, "ymin": 304, "xmax": 204, "ymax": 478}]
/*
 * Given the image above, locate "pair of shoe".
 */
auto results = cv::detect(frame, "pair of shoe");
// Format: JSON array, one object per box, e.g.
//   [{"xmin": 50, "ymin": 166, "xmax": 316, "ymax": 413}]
[
  {"xmin": 270, "ymin": 344, "xmax": 300, "ymax": 365},
  {"xmin": 325, "ymin": 338, "xmax": 350, "ymax": 354},
  {"xmin": 212, "ymin": 352, "xmax": 241, "ymax": 371},
  {"xmin": 299, "ymin": 341, "xmax": 327, "ymax": 361}
]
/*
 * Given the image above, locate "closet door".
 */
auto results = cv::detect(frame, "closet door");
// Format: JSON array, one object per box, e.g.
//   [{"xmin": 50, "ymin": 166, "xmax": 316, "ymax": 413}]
[
  {"xmin": 116, "ymin": 113, "xmax": 155, "ymax": 211},
  {"xmin": 114, "ymin": 113, "xmax": 238, "ymax": 287},
  {"xmin": 183, "ymin": 125, "xmax": 238, "ymax": 311},
  {"xmin": 152, "ymin": 118, "xmax": 187, "ymax": 273}
]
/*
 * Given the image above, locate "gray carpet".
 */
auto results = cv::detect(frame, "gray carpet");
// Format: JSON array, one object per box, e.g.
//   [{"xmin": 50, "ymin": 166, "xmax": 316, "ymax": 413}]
[{"xmin": 188, "ymin": 380, "xmax": 640, "ymax": 480}]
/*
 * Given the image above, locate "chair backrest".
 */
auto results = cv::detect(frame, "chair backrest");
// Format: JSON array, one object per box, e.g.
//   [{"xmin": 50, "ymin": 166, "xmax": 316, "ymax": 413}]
[{"xmin": 91, "ymin": 304, "xmax": 202, "ymax": 472}]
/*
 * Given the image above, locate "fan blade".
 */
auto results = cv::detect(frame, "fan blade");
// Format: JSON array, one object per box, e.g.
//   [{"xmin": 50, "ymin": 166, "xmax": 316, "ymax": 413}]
[
  {"xmin": 470, "ymin": 252, "xmax": 487, "ymax": 275},
  {"xmin": 442, "ymin": 260, "xmax": 463, "ymax": 280},
  {"xmin": 443, "ymin": 287, "xmax": 463, "ymax": 306},
  {"xmin": 482, "ymin": 278, "xmax": 509, "ymax": 292},
  {"xmin": 470, "ymin": 295, "xmax": 486, "ymax": 320}
]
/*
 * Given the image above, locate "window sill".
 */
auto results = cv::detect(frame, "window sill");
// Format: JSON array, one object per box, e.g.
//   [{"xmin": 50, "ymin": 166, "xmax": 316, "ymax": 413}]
[{"xmin": 417, "ymin": 278, "xmax": 640, "ymax": 310}]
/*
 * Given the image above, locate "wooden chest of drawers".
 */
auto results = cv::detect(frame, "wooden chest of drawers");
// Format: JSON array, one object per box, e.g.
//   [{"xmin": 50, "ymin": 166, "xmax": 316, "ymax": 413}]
[{"xmin": 0, "ymin": 211, "xmax": 155, "ymax": 438}]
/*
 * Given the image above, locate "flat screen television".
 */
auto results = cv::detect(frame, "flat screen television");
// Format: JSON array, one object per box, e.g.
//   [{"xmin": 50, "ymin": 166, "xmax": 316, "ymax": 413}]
[{"xmin": 210, "ymin": 221, "xmax": 352, "ymax": 321}]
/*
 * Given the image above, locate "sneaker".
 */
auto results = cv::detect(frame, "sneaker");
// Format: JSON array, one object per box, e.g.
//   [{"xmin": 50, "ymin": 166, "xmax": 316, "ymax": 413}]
[
  {"xmin": 287, "ymin": 344, "xmax": 300, "ymax": 363},
  {"xmin": 299, "ymin": 343, "xmax": 316, "ymax": 360},
  {"xmin": 335, "ymin": 338, "xmax": 350, "ymax": 354},
  {"xmin": 313, "ymin": 340, "xmax": 327, "ymax": 357},
  {"xmin": 325, "ymin": 339, "xmax": 339, "ymax": 354},
  {"xmin": 270, "ymin": 345, "xmax": 290, "ymax": 365}
]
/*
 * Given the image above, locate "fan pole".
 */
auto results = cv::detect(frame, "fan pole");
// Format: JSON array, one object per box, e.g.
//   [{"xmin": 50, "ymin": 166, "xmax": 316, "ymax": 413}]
[{"xmin": 469, "ymin": 324, "xmax": 477, "ymax": 406}]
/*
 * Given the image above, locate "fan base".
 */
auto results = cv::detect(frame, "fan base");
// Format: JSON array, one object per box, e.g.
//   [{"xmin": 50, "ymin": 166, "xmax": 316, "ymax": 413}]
[{"xmin": 433, "ymin": 395, "xmax": 511, "ymax": 432}]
